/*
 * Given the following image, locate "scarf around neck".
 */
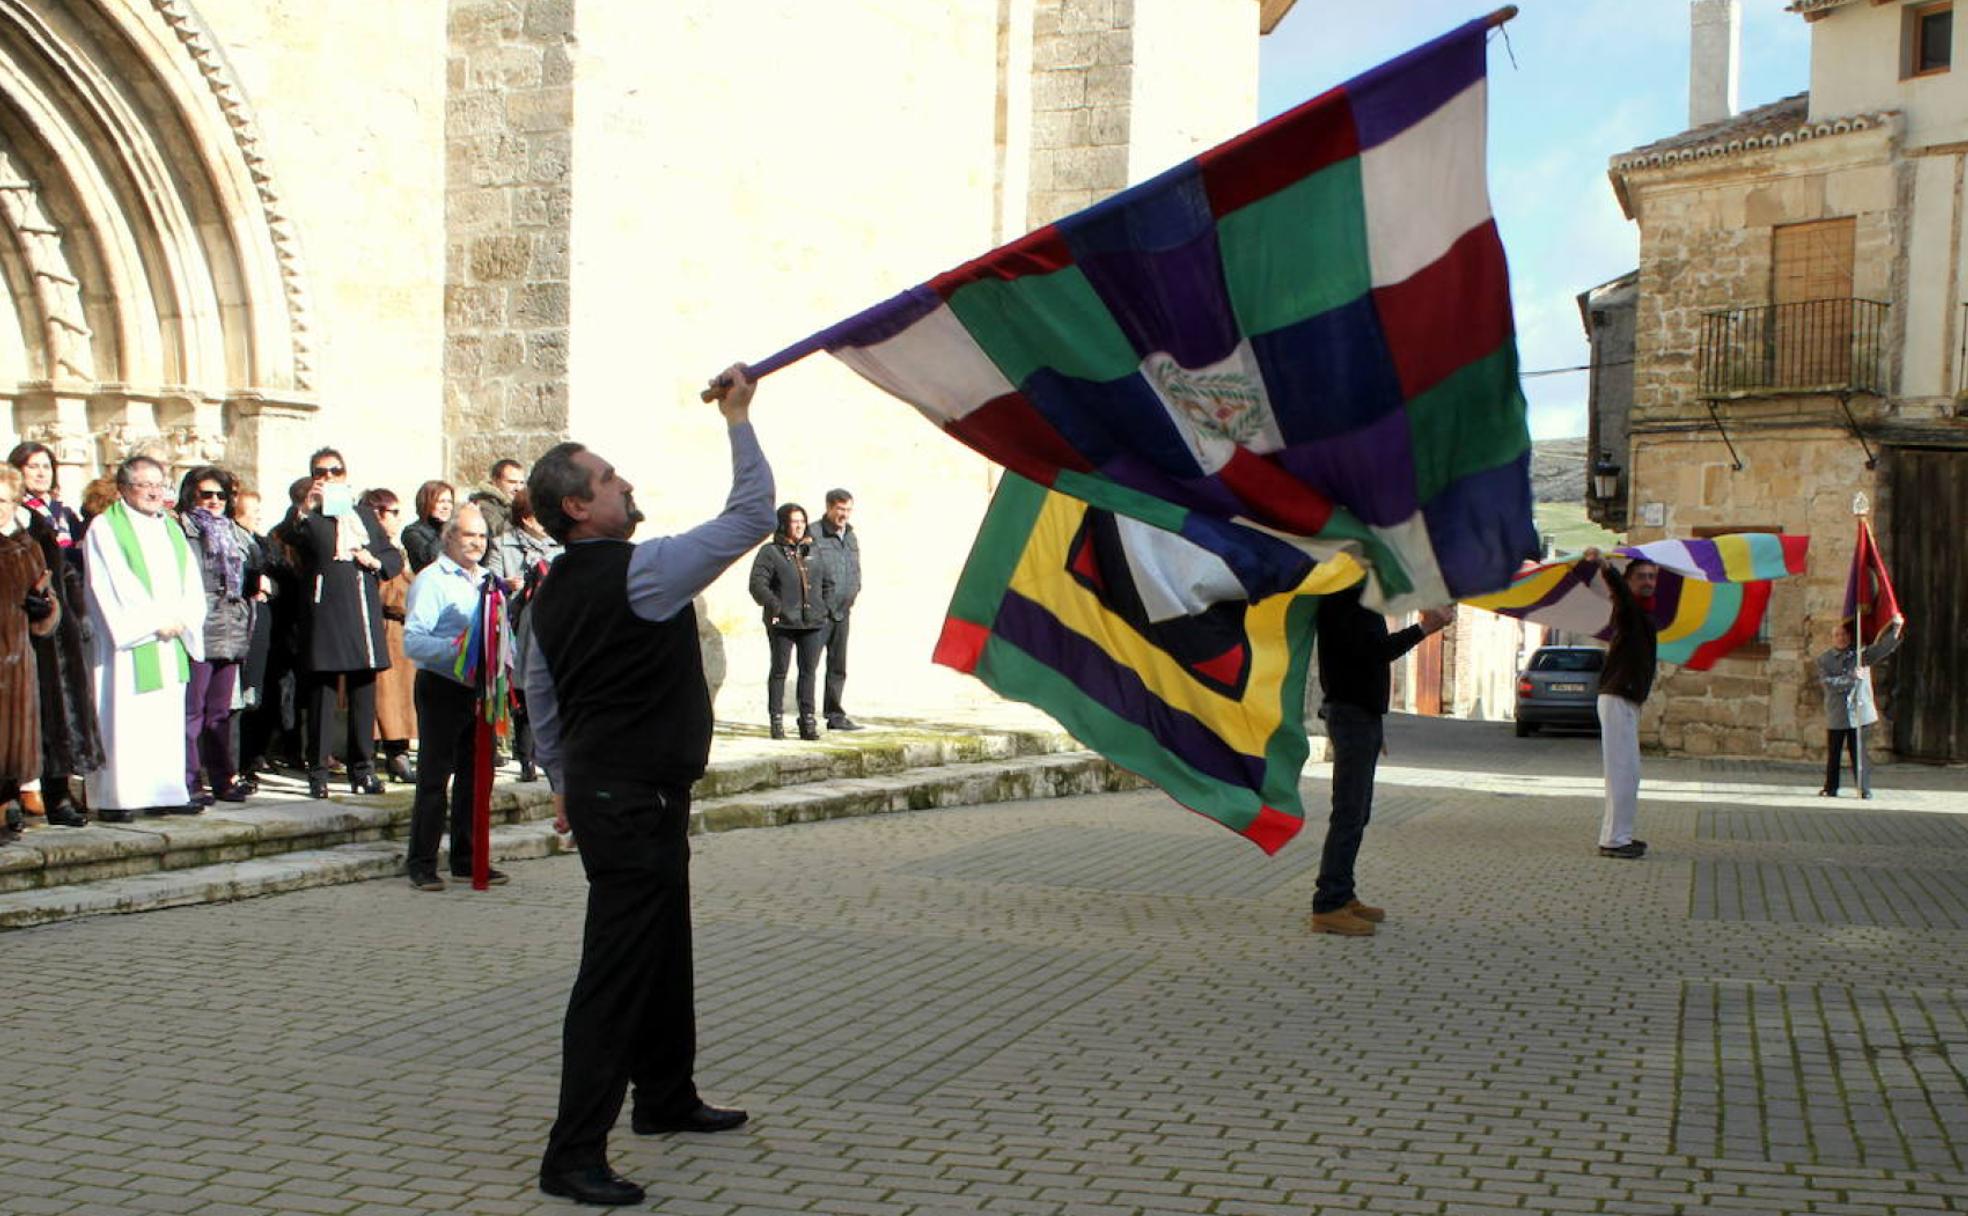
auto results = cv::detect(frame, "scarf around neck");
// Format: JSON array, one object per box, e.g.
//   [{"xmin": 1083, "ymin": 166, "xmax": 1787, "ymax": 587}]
[{"xmin": 192, "ymin": 506, "xmax": 244, "ymax": 597}]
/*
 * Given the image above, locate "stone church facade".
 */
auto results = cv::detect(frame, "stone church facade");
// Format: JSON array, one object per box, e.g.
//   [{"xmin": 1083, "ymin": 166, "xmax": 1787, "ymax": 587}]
[{"xmin": 0, "ymin": 0, "xmax": 1294, "ymax": 712}]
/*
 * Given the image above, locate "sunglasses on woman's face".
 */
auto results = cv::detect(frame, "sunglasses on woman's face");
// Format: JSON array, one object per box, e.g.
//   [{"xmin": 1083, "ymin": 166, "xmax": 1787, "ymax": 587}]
[{"xmin": 197, "ymin": 488, "xmax": 230, "ymax": 502}]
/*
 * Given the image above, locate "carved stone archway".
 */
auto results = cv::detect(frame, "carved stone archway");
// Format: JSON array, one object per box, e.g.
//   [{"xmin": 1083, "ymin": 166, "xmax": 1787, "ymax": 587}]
[{"xmin": 0, "ymin": 0, "xmax": 314, "ymax": 498}]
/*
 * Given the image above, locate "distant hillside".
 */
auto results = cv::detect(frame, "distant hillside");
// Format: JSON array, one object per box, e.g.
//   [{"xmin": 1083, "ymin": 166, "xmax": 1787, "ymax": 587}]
[{"xmin": 1531, "ymin": 437, "xmax": 1587, "ymax": 503}]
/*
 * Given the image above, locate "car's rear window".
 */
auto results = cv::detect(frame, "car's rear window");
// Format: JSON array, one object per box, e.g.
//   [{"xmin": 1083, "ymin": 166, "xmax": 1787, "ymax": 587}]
[{"xmin": 1531, "ymin": 649, "xmax": 1604, "ymax": 672}]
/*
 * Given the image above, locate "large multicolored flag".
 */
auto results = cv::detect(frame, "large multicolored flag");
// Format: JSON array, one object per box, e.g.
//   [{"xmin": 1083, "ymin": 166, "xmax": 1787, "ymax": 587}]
[
  {"xmin": 1464, "ymin": 534, "xmax": 1810, "ymax": 670},
  {"xmin": 744, "ymin": 15, "xmax": 1535, "ymax": 611},
  {"xmin": 1843, "ymin": 518, "xmax": 1900, "ymax": 644},
  {"xmin": 935, "ymin": 474, "xmax": 1364, "ymax": 854}
]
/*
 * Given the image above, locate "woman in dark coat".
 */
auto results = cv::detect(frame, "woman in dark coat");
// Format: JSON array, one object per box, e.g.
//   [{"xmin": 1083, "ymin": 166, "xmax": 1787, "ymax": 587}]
[
  {"xmin": 8, "ymin": 443, "xmax": 99, "ymax": 824},
  {"xmin": 1, "ymin": 465, "xmax": 60, "ymax": 841},
  {"xmin": 401, "ymin": 480, "xmax": 453, "ymax": 574},
  {"xmin": 290, "ymin": 448, "xmax": 402, "ymax": 798},
  {"xmin": 362, "ymin": 487, "xmax": 417, "ymax": 783},
  {"xmin": 747, "ymin": 502, "xmax": 834, "ymax": 741},
  {"xmin": 178, "ymin": 466, "xmax": 257, "ymax": 804}
]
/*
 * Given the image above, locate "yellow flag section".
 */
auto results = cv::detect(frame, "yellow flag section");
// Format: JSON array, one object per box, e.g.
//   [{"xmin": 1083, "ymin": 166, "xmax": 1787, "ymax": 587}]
[{"xmin": 935, "ymin": 473, "xmax": 1362, "ymax": 853}]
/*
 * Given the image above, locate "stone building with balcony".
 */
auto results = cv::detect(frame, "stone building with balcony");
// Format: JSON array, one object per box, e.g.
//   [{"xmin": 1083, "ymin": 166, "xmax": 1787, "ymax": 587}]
[{"xmin": 1598, "ymin": 0, "xmax": 1968, "ymax": 764}]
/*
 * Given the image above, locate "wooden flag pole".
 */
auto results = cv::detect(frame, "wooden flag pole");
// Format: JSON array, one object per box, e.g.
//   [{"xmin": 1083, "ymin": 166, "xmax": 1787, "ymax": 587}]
[
  {"xmin": 1485, "ymin": 5, "xmax": 1520, "ymax": 29},
  {"xmin": 1851, "ymin": 492, "xmax": 1869, "ymax": 797}
]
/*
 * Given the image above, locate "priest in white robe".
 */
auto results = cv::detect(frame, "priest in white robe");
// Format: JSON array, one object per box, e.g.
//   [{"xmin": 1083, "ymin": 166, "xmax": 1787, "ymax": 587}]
[{"xmin": 84, "ymin": 455, "xmax": 206, "ymax": 819}]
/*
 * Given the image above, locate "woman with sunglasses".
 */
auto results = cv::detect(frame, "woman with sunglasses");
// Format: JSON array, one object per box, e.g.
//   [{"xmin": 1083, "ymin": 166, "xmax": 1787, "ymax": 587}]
[{"xmin": 177, "ymin": 466, "xmax": 258, "ymax": 804}]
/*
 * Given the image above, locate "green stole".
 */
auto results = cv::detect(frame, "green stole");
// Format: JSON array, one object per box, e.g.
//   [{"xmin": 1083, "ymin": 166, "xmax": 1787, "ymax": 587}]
[{"xmin": 104, "ymin": 499, "xmax": 195, "ymax": 693}]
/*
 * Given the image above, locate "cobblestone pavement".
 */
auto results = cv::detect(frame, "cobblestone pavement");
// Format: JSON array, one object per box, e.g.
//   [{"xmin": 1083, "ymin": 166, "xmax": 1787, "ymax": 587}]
[{"xmin": 2, "ymin": 717, "xmax": 1965, "ymax": 1215}]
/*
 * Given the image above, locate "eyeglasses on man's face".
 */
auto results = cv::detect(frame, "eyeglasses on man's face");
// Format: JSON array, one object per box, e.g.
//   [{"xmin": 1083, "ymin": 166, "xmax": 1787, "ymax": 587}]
[{"xmin": 312, "ymin": 465, "xmax": 345, "ymax": 479}]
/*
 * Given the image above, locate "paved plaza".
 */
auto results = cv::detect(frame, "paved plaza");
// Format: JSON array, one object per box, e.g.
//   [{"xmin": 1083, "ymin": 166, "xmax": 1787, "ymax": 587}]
[{"xmin": 2, "ymin": 716, "xmax": 1966, "ymax": 1215}]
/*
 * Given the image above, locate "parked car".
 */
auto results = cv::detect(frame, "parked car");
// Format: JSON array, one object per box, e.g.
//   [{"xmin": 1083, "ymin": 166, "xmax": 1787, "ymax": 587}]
[{"xmin": 1514, "ymin": 645, "xmax": 1605, "ymax": 736}]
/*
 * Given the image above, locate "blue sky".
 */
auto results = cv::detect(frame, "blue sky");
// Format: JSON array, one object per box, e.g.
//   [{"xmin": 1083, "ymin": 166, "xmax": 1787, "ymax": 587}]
[{"xmin": 1259, "ymin": 1, "xmax": 1811, "ymax": 439}]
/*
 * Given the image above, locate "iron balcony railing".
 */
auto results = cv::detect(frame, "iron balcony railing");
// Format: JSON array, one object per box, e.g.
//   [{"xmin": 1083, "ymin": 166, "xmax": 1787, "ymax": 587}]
[{"xmin": 1697, "ymin": 297, "xmax": 1889, "ymax": 398}]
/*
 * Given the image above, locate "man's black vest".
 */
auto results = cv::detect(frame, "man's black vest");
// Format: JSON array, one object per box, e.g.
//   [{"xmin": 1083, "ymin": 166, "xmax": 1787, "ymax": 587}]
[{"xmin": 529, "ymin": 539, "xmax": 712, "ymax": 785}]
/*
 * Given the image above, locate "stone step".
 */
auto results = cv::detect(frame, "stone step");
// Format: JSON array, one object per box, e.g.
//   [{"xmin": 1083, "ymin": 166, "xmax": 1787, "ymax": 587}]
[
  {"xmin": 0, "ymin": 719, "xmax": 1086, "ymax": 899},
  {"xmin": 0, "ymin": 750, "xmax": 1145, "ymax": 930}
]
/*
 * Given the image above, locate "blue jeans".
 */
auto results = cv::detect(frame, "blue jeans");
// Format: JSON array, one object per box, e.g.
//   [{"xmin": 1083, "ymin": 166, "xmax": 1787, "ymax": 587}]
[{"xmin": 1314, "ymin": 702, "xmax": 1383, "ymax": 914}]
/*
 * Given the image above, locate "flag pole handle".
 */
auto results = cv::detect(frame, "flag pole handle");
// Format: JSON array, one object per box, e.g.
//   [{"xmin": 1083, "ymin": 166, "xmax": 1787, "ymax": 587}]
[{"xmin": 1485, "ymin": 5, "xmax": 1519, "ymax": 28}]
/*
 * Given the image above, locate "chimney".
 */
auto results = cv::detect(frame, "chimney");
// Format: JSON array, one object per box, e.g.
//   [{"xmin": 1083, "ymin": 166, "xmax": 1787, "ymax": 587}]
[{"xmin": 1689, "ymin": 0, "xmax": 1741, "ymax": 129}]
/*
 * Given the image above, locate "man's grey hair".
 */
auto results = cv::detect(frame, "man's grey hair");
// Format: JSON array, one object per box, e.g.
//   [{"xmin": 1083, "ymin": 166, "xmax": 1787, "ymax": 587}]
[
  {"xmin": 115, "ymin": 454, "xmax": 166, "ymax": 489},
  {"xmin": 442, "ymin": 502, "xmax": 487, "ymax": 543},
  {"xmin": 528, "ymin": 441, "xmax": 591, "ymax": 544}
]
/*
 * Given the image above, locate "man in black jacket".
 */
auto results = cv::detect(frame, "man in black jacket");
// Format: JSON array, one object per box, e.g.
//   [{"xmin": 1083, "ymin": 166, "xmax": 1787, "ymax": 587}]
[
  {"xmin": 1308, "ymin": 584, "xmax": 1451, "ymax": 937},
  {"xmin": 525, "ymin": 364, "xmax": 773, "ymax": 1207},
  {"xmin": 814, "ymin": 489, "xmax": 861, "ymax": 730}
]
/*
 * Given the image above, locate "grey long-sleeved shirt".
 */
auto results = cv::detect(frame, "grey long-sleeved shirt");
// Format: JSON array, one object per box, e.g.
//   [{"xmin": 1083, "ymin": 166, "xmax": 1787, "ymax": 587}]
[{"xmin": 524, "ymin": 422, "xmax": 774, "ymax": 790}]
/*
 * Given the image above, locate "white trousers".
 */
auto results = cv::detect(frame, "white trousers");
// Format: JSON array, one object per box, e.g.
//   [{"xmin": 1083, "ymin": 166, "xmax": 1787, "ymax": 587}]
[{"xmin": 1597, "ymin": 694, "xmax": 1641, "ymax": 847}]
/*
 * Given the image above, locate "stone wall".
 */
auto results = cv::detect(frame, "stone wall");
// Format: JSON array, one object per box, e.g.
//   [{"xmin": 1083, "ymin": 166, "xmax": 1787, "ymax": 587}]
[
  {"xmin": 443, "ymin": 0, "xmax": 574, "ymax": 488},
  {"xmin": 1628, "ymin": 424, "xmax": 1885, "ymax": 760},
  {"xmin": 1027, "ymin": 0, "xmax": 1135, "ymax": 225}
]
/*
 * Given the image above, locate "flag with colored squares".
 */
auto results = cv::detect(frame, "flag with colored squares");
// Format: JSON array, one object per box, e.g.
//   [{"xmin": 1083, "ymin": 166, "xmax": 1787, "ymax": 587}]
[
  {"xmin": 819, "ymin": 16, "xmax": 1536, "ymax": 612},
  {"xmin": 1843, "ymin": 518, "xmax": 1901, "ymax": 644},
  {"xmin": 1463, "ymin": 534, "xmax": 1811, "ymax": 670},
  {"xmin": 934, "ymin": 474, "xmax": 1365, "ymax": 855}
]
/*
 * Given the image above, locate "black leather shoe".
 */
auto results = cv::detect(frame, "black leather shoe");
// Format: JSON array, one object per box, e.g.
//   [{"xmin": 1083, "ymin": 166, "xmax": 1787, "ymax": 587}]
[
  {"xmin": 166, "ymin": 802, "xmax": 205, "ymax": 816},
  {"xmin": 45, "ymin": 803, "xmax": 87, "ymax": 828},
  {"xmin": 215, "ymin": 781, "xmax": 253, "ymax": 803},
  {"xmin": 1598, "ymin": 840, "xmax": 1647, "ymax": 860},
  {"xmin": 307, "ymin": 775, "xmax": 331, "ymax": 800},
  {"xmin": 350, "ymin": 774, "xmax": 387, "ymax": 796},
  {"xmin": 519, "ymin": 761, "xmax": 538, "ymax": 783},
  {"xmin": 797, "ymin": 717, "xmax": 820, "ymax": 742},
  {"xmin": 386, "ymin": 753, "xmax": 414, "ymax": 783},
  {"xmin": 451, "ymin": 867, "xmax": 510, "ymax": 886},
  {"xmin": 827, "ymin": 716, "xmax": 864, "ymax": 731},
  {"xmin": 632, "ymin": 1102, "xmax": 748, "ymax": 1136},
  {"xmin": 538, "ymin": 1166, "xmax": 644, "ymax": 1206},
  {"xmin": 99, "ymin": 808, "xmax": 133, "ymax": 824}
]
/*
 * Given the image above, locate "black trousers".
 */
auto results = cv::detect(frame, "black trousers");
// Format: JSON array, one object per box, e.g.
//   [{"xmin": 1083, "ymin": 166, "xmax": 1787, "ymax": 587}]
[
  {"xmin": 1313, "ymin": 702, "xmax": 1383, "ymax": 914},
  {"xmin": 544, "ymin": 774, "xmax": 700, "ymax": 1174},
  {"xmin": 823, "ymin": 611, "xmax": 851, "ymax": 719},
  {"xmin": 407, "ymin": 672, "xmax": 479, "ymax": 877},
  {"xmin": 1824, "ymin": 727, "xmax": 1867, "ymax": 794},
  {"xmin": 307, "ymin": 669, "xmax": 377, "ymax": 780},
  {"xmin": 766, "ymin": 626, "xmax": 825, "ymax": 719}
]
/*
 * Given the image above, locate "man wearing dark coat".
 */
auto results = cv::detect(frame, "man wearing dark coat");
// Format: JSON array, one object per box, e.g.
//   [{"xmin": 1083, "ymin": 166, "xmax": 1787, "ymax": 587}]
[
  {"xmin": 290, "ymin": 448, "xmax": 402, "ymax": 799},
  {"xmin": 813, "ymin": 488, "xmax": 862, "ymax": 731}
]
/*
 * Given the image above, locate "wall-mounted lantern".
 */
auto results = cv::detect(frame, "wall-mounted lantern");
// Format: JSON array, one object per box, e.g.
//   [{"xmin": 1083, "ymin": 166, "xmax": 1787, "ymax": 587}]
[{"xmin": 1592, "ymin": 450, "xmax": 1622, "ymax": 501}]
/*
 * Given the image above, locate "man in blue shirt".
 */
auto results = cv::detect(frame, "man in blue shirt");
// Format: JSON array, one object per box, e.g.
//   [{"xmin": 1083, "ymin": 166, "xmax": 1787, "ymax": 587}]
[
  {"xmin": 527, "ymin": 364, "xmax": 774, "ymax": 1207},
  {"xmin": 402, "ymin": 504, "xmax": 500, "ymax": 891}
]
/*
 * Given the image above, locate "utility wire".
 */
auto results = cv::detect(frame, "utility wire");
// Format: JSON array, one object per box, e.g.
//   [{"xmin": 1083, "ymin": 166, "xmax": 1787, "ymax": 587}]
[{"xmin": 1520, "ymin": 359, "xmax": 1636, "ymax": 379}]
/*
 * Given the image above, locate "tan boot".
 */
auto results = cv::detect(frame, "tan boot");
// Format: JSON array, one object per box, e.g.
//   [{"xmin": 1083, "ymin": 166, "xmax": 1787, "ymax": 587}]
[
  {"xmin": 19, "ymin": 789, "xmax": 44, "ymax": 817},
  {"xmin": 1308, "ymin": 909, "xmax": 1376, "ymax": 937},
  {"xmin": 1345, "ymin": 898, "xmax": 1385, "ymax": 923}
]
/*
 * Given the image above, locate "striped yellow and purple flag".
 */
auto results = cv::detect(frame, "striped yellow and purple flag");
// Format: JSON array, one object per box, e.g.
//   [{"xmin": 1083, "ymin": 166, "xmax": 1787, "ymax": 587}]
[
  {"xmin": 935, "ymin": 474, "xmax": 1365, "ymax": 854},
  {"xmin": 749, "ymin": 16, "xmax": 1535, "ymax": 611},
  {"xmin": 1464, "ymin": 534, "xmax": 1811, "ymax": 670}
]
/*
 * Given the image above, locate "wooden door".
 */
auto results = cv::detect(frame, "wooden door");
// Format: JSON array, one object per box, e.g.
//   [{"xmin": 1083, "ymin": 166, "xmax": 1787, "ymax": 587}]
[
  {"xmin": 1771, "ymin": 218, "xmax": 1855, "ymax": 387},
  {"xmin": 1415, "ymin": 626, "xmax": 1443, "ymax": 717},
  {"xmin": 1888, "ymin": 448, "xmax": 1968, "ymax": 763}
]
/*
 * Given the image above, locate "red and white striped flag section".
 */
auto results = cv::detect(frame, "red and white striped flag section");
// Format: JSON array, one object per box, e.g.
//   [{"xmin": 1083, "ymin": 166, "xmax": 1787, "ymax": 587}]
[
  {"xmin": 1843, "ymin": 518, "xmax": 1901, "ymax": 645},
  {"xmin": 451, "ymin": 576, "xmax": 515, "ymax": 891}
]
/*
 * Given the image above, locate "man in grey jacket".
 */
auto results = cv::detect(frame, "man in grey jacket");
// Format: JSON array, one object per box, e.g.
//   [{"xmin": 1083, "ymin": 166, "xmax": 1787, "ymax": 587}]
[
  {"xmin": 1816, "ymin": 613, "xmax": 1904, "ymax": 798},
  {"xmin": 814, "ymin": 488, "xmax": 862, "ymax": 731}
]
